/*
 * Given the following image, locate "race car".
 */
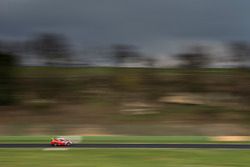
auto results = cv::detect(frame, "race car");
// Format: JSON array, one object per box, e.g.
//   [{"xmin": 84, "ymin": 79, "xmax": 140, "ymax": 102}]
[{"xmin": 50, "ymin": 137, "xmax": 72, "ymax": 146}]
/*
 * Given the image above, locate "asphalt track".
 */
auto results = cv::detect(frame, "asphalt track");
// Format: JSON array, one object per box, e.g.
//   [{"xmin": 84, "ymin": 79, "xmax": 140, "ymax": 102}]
[{"xmin": 1, "ymin": 143, "xmax": 250, "ymax": 149}]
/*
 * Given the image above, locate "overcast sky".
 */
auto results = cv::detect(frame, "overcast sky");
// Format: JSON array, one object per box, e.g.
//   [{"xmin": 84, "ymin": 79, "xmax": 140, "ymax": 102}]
[{"xmin": 1, "ymin": 0, "xmax": 250, "ymax": 56}]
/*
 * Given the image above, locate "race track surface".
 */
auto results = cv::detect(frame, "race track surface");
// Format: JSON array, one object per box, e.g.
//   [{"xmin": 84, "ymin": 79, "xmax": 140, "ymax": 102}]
[{"xmin": 1, "ymin": 143, "xmax": 250, "ymax": 149}]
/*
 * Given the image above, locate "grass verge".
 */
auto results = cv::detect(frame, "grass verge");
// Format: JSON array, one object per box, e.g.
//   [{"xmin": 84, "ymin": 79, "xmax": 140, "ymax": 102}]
[
  {"xmin": 1, "ymin": 136, "xmax": 250, "ymax": 144},
  {"xmin": 1, "ymin": 149, "xmax": 250, "ymax": 167}
]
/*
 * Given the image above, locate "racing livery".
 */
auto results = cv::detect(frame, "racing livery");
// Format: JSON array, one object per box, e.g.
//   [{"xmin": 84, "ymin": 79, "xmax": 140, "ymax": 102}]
[{"xmin": 50, "ymin": 137, "xmax": 72, "ymax": 146}]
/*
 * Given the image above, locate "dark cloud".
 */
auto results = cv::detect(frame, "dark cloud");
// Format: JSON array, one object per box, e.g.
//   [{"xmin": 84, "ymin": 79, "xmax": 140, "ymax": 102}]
[{"xmin": 1, "ymin": 0, "xmax": 250, "ymax": 47}]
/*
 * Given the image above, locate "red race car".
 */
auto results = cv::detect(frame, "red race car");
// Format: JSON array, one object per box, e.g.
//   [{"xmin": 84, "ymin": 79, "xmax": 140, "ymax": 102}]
[{"xmin": 50, "ymin": 137, "xmax": 72, "ymax": 146}]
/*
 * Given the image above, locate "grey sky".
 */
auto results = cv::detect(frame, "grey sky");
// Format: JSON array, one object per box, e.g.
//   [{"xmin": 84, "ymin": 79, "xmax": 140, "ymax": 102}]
[{"xmin": 1, "ymin": 0, "xmax": 250, "ymax": 55}]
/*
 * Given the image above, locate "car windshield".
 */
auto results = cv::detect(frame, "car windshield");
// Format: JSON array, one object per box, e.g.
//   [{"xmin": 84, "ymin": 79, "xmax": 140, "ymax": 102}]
[{"xmin": 58, "ymin": 138, "xmax": 65, "ymax": 141}]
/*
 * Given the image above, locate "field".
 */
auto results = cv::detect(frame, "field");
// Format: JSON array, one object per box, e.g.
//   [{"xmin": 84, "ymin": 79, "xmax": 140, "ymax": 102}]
[
  {"xmin": 1, "ymin": 67, "xmax": 250, "ymax": 135},
  {"xmin": 1, "ymin": 148, "xmax": 250, "ymax": 167}
]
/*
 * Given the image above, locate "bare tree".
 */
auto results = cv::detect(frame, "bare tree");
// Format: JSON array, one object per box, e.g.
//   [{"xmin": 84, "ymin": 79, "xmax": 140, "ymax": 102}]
[
  {"xmin": 230, "ymin": 41, "xmax": 250, "ymax": 68},
  {"xmin": 32, "ymin": 33, "xmax": 71, "ymax": 66},
  {"xmin": 178, "ymin": 46, "xmax": 210, "ymax": 69},
  {"xmin": 229, "ymin": 42, "xmax": 250, "ymax": 104},
  {"xmin": 112, "ymin": 44, "xmax": 140, "ymax": 66},
  {"xmin": 176, "ymin": 45, "xmax": 210, "ymax": 92}
]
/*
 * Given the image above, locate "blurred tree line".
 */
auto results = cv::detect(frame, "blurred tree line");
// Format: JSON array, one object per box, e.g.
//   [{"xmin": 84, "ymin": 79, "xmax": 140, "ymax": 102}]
[{"xmin": 1, "ymin": 32, "xmax": 250, "ymax": 108}]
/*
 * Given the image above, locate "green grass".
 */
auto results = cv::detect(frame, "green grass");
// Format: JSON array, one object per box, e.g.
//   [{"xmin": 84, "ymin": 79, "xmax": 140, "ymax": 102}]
[
  {"xmin": 82, "ymin": 136, "xmax": 211, "ymax": 143},
  {"xmin": 17, "ymin": 66, "xmax": 242, "ymax": 78},
  {"xmin": 1, "ymin": 149, "xmax": 250, "ymax": 167},
  {"xmin": 1, "ymin": 136, "xmax": 250, "ymax": 144},
  {"xmin": 0, "ymin": 136, "xmax": 53, "ymax": 143}
]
